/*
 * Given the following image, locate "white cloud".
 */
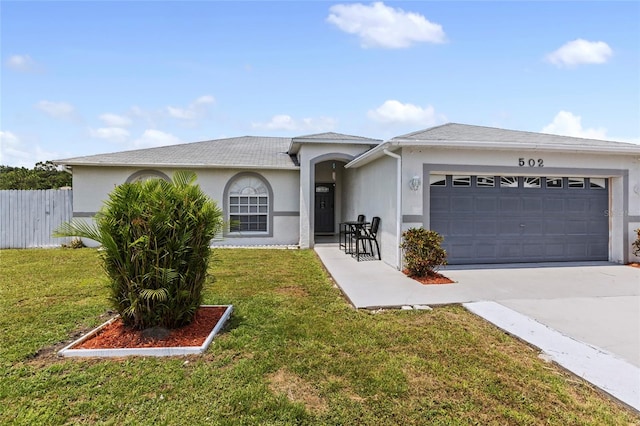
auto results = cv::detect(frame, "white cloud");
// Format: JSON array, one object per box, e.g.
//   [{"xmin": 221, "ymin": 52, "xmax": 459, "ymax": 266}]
[
  {"xmin": 542, "ymin": 111, "xmax": 607, "ymax": 139},
  {"xmin": 35, "ymin": 100, "xmax": 76, "ymax": 120},
  {"xmin": 252, "ymin": 114, "xmax": 337, "ymax": 132},
  {"xmin": 166, "ymin": 95, "xmax": 215, "ymax": 121},
  {"xmin": 0, "ymin": 131, "xmax": 27, "ymax": 164},
  {"xmin": 89, "ymin": 127, "xmax": 131, "ymax": 144},
  {"xmin": 367, "ymin": 100, "xmax": 444, "ymax": 126},
  {"xmin": 5, "ymin": 54, "xmax": 36, "ymax": 72},
  {"xmin": 132, "ymin": 129, "xmax": 182, "ymax": 149},
  {"xmin": 167, "ymin": 106, "xmax": 197, "ymax": 120},
  {"xmin": 0, "ymin": 131, "xmax": 60, "ymax": 167},
  {"xmin": 327, "ymin": 2, "xmax": 446, "ymax": 48},
  {"xmin": 546, "ymin": 39, "xmax": 613, "ymax": 67},
  {"xmin": 99, "ymin": 113, "xmax": 132, "ymax": 127},
  {"xmin": 194, "ymin": 95, "xmax": 215, "ymax": 105}
]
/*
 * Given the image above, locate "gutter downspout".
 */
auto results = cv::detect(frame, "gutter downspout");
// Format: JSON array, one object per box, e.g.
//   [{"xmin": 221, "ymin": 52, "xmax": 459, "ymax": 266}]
[{"xmin": 383, "ymin": 148, "xmax": 402, "ymax": 270}]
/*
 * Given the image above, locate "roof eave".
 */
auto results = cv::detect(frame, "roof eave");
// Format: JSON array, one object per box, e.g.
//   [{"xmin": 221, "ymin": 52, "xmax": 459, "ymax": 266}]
[
  {"xmin": 54, "ymin": 161, "xmax": 299, "ymax": 170},
  {"xmin": 345, "ymin": 141, "xmax": 397, "ymax": 169},
  {"xmin": 391, "ymin": 139, "xmax": 640, "ymax": 154},
  {"xmin": 289, "ymin": 137, "xmax": 382, "ymax": 155},
  {"xmin": 345, "ymin": 139, "xmax": 640, "ymax": 169}
]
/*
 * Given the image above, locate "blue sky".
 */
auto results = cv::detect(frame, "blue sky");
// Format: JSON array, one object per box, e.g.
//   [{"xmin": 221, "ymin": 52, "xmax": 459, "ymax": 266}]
[{"xmin": 2, "ymin": 1, "xmax": 639, "ymax": 167}]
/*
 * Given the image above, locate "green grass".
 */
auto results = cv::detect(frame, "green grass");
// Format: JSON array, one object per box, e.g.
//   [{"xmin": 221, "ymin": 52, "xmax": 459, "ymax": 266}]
[{"xmin": 0, "ymin": 248, "xmax": 637, "ymax": 425}]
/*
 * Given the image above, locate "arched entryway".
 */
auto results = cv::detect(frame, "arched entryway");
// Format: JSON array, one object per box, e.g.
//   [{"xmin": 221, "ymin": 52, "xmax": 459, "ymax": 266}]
[{"xmin": 309, "ymin": 153, "xmax": 353, "ymax": 245}]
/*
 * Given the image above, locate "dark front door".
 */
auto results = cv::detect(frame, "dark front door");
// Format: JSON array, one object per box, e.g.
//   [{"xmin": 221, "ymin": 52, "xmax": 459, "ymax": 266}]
[{"xmin": 315, "ymin": 183, "xmax": 335, "ymax": 234}]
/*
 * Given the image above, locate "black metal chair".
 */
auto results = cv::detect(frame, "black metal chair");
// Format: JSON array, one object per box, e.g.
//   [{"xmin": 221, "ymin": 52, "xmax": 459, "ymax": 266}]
[
  {"xmin": 354, "ymin": 216, "xmax": 380, "ymax": 261},
  {"xmin": 340, "ymin": 214, "xmax": 366, "ymax": 253}
]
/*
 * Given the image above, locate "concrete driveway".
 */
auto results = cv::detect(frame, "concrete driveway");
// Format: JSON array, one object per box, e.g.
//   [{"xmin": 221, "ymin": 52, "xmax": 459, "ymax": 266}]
[{"xmin": 314, "ymin": 244, "xmax": 640, "ymax": 410}]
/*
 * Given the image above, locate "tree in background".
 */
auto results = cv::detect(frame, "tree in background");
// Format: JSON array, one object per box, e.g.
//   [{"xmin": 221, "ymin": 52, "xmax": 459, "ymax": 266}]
[{"xmin": 0, "ymin": 161, "xmax": 72, "ymax": 189}]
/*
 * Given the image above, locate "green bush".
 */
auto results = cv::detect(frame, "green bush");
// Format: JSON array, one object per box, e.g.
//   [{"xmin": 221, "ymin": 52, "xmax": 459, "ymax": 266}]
[
  {"xmin": 633, "ymin": 228, "xmax": 640, "ymax": 257},
  {"xmin": 54, "ymin": 171, "xmax": 223, "ymax": 330},
  {"xmin": 400, "ymin": 227, "xmax": 447, "ymax": 277},
  {"xmin": 61, "ymin": 238, "xmax": 85, "ymax": 249}
]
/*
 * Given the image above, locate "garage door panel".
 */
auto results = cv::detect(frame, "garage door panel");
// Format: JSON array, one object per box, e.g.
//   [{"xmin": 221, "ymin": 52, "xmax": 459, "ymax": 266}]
[
  {"xmin": 499, "ymin": 220, "xmax": 523, "ymax": 235},
  {"xmin": 521, "ymin": 220, "xmax": 542, "ymax": 235},
  {"xmin": 430, "ymin": 175, "xmax": 608, "ymax": 264},
  {"xmin": 565, "ymin": 220, "xmax": 588, "ymax": 234},
  {"xmin": 498, "ymin": 243, "xmax": 522, "ymax": 259},
  {"xmin": 430, "ymin": 196, "xmax": 450, "ymax": 214},
  {"xmin": 566, "ymin": 198, "xmax": 588, "ymax": 212},
  {"xmin": 475, "ymin": 221, "xmax": 497, "ymax": 235},
  {"xmin": 476, "ymin": 197, "xmax": 498, "ymax": 212},
  {"xmin": 523, "ymin": 243, "xmax": 545, "ymax": 257},
  {"xmin": 522, "ymin": 197, "xmax": 543, "ymax": 212},
  {"xmin": 544, "ymin": 198, "xmax": 564, "ymax": 212},
  {"xmin": 475, "ymin": 243, "xmax": 497, "ymax": 258},
  {"xmin": 500, "ymin": 197, "xmax": 520, "ymax": 211},
  {"xmin": 449, "ymin": 243, "xmax": 475, "ymax": 259},
  {"xmin": 567, "ymin": 243, "xmax": 587, "ymax": 257},
  {"xmin": 451, "ymin": 196, "xmax": 473, "ymax": 211},
  {"xmin": 589, "ymin": 240, "xmax": 609, "ymax": 257},
  {"xmin": 589, "ymin": 199, "xmax": 608, "ymax": 214},
  {"xmin": 545, "ymin": 243, "xmax": 565, "ymax": 257},
  {"xmin": 545, "ymin": 221, "xmax": 566, "ymax": 235},
  {"xmin": 450, "ymin": 220, "xmax": 474, "ymax": 236}
]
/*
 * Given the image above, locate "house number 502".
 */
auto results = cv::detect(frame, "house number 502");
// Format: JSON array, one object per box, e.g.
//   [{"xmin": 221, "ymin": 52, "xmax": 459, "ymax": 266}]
[{"xmin": 518, "ymin": 158, "xmax": 544, "ymax": 167}]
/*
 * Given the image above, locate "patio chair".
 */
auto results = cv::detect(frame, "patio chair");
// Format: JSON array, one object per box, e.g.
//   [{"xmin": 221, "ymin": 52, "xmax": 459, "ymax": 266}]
[
  {"xmin": 354, "ymin": 216, "xmax": 380, "ymax": 261},
  {"xmin": 340, "ymin": 214, "xmax": 366, "ymax": 253}
]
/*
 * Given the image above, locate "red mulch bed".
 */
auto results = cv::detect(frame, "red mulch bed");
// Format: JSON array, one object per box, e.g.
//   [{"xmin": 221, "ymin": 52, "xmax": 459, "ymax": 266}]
[
  {"xmin": 628, "ymin": 262, "xmax": 640, "ymax": 268},
  {"xmin": 403, "ymin": 269, "xmax": 455, "ymax": 285},
  {"xmin": 75, "ymin": 306, "xmax": 227, "ymax": 349}
]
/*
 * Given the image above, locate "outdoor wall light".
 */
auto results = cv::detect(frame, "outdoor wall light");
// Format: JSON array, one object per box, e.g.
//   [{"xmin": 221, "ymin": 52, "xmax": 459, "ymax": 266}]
[{"xmin": 409, "ymin": 176, "xmax": 421, "ymax": 191}]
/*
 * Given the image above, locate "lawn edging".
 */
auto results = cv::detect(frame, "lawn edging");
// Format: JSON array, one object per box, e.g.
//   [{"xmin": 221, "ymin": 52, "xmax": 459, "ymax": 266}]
[{"xmin": 58, "ymin": 304, "xmax": 233, "ymax": 358}]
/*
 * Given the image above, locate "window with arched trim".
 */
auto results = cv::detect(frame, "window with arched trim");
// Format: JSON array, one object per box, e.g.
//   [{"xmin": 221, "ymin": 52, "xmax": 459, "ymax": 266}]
[
  {"xmin": 126, "ymin": 170, "xmax": 170, "ymax": 183},
  {"xmin": 227, "ymin": 175, "xmax": 269, "ymax": 233}
]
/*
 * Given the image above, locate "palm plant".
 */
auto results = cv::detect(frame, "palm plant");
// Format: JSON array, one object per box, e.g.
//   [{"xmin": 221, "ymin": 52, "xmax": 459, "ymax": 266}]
[{"xmin": 54, "ymin": 171, "xmax": 223, "ymax": 330}]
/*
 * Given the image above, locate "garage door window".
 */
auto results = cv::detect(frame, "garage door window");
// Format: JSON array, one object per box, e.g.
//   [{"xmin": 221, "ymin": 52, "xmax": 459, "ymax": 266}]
[
  {"xmin": 590, "ymin": 178, "xmax": 606, "ymax": 189},
  {"xmin": 568, "ymin": 178, "xmax": 585, "ymax": 188},
  {"xmin": 476, "ymin": 176, "xmax": 495, "ymax": 187},
  {"xmin": 524, "ymin": 177, "xmax": 541, "ymax": 188},
  {"xmin": 546, "ymin": 177, "xmax": 563, "ymax": 188},
  {"xmin": 430, "ymin": 175, "xmax": 446, "ymax": 186},
  {"xmin": 500, "ymin": 176, "xmax": 518, "ymax": 188},
  {"xmin": 453, "ymin": 176, "xmax": 471, "ymax": 187}
]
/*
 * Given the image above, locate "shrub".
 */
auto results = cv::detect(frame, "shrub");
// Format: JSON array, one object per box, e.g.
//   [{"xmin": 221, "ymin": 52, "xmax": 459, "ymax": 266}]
[
  {"xmin": 400, "ymin": 227, "xmax": 447, "ymax": 277},
  {"xmin": 62, "ymin": 238, "xmax": 85, "ymax": 249},
  {"xmin": 54, "ymin": 171, "xmax": 223, "ymax": 330},
  {"xmin": 633, "ymin": 228, "xmax": 640, "ymax": 257}
]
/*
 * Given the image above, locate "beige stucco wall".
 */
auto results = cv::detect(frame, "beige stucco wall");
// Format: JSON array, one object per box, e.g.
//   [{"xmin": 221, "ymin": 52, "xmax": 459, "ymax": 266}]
[
  {"xmin": 399, "ymin": 146, "xmax": 640, "ymax": 264},
  {"xmin": 71, "ymin": 165, "xmax": 300, "ymax": 247},
  {"xmin": 297, "ymin": 143, "xmax": 373, "ymax": 248},
  {"xmin": 344, "ymin": 155, "xmax": 399, "ymax": 268}
]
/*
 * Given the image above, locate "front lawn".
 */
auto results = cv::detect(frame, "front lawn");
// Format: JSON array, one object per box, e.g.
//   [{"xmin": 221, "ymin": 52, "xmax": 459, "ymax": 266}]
[{"xmin": 0, "ymin": 248, "xmax": 636, "ymax": 425}]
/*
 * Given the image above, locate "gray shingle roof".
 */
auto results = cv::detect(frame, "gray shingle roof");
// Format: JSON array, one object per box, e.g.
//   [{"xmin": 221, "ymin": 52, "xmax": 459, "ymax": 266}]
[
  {"xmin": 394, "ymin": 123, "xmax": 639, "ymax": 150},
  {"xmin": 292, "ymin": 132, "xmax": 381, "ymax": 143},
  {"xmin": 347, "ymin": 123, "xmax": 640, "ymax": 168},
  {"xmin": 288, "ymin": 132, "xmax": 381, "ymax": 154},
  {"xmin": 56, "ymin": 136, "xmax": 297, "ymax": 169}
]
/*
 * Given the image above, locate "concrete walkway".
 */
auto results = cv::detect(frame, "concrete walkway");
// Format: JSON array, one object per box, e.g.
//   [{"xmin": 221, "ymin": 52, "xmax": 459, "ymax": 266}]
[{"xmin": 314, "ymin": 243, "xmax": 640, "ymax": 411}]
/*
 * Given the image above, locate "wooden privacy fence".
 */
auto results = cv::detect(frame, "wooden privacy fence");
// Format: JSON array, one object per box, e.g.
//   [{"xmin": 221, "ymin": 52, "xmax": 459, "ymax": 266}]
[{"xmin": 0, "ymin": 189, "xmax": 73, "ymax": 249}]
